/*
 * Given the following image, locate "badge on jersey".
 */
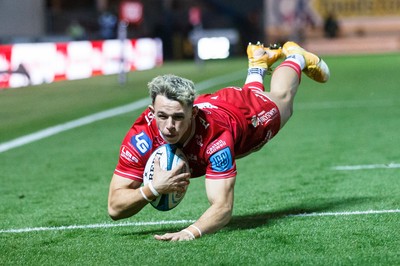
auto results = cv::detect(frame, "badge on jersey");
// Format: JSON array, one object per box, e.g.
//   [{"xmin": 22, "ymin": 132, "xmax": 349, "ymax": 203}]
[
  {"xmin": 131, "ymin": 131, "xmax": 152, "ymax": 155},
  {"xmin": 209, "ymin": 147, "xmax": 233, "ymax": 172}
]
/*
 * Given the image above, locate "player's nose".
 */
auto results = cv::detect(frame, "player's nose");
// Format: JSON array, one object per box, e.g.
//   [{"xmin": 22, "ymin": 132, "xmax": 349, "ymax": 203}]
[{"xmin": 165, "ymin": 117, "xmax": 175, "ymax": 130}]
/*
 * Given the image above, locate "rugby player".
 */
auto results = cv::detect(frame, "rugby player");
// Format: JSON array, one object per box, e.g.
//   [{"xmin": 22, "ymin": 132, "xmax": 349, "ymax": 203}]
[{"xmin": 108, "ymin": 41, "xmax": 330, "ymax": 241}]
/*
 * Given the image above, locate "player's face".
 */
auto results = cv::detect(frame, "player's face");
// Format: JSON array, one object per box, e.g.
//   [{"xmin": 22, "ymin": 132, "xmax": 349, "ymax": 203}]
[{"xmin": 150, "ymin": 95, "xmax": 196, "ymax": 145}]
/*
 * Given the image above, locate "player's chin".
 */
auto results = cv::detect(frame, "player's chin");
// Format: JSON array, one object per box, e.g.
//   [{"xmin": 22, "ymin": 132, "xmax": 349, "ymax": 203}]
[{"xmin": 162, "ymin": 134, "xmax": 179, "ymax": 144}]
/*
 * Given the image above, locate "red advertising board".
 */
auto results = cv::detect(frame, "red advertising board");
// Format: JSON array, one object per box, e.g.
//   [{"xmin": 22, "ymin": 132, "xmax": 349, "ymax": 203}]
[{"xmin": 0, "ymin": 38, "xmax": 162, "ymax": 89}]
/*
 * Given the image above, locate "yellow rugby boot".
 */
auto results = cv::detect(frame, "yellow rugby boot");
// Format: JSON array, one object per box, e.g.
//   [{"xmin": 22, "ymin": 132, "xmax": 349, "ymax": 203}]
[
  {"xmin": 247, "ymin": 42, "xmax": 283, "ymax": 70},
  {"xmin": 282, "ymin": 41, "xmax": 330, "ymax": 83}
]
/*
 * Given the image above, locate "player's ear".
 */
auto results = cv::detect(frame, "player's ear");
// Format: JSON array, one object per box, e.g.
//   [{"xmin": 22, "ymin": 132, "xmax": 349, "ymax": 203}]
[
  {"xmin": 148, "ymin": 105, "xmax": 155, "ymax": 114},
  {"xmin": 192, "ymin": 106, "xmax": 198, "ymax": 117}
]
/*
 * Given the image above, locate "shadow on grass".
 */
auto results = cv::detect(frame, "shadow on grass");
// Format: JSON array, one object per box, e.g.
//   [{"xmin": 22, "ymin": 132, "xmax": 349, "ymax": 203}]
[
  {"xmin": 225, "ymin": 196, "xmax": 372, "ymax": 231},
  {"xmin": 118, "ymin": 226, "xmax": 186, "ymax": 238},
  {"xmin": 118, "ymin": 197, "xmax": 372, "ymax": 236}
]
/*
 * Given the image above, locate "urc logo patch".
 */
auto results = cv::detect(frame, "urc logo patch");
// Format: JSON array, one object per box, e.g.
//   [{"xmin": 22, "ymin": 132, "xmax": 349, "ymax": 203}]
[{"xmin": 209, "ymin": 147, "xmax": 233, "ymax": 172}]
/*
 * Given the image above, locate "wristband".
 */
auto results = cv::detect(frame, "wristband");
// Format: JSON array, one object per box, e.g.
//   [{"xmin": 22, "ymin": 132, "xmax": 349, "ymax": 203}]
[
  {"xmin": 139, "ymin": 187, "xmax": 151, "ymax": 202},
  {"xmin": 148, "ymin": 181, "xmax": 160, "ymax": 197},
  {"xmin": 190, "ymin": 225, "xmax": 202, "ymax": 237},
  {"xmin": 182, "ymin": 229, "xmax": 195, "ymax": 240}
]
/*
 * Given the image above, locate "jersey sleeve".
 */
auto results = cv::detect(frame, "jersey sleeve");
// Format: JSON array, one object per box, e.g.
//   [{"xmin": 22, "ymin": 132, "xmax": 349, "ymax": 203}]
[
  {"xmin": 113, "ymin": 131, "xmax": 149, "ymax": 182},
  {"xmin": 113, "ymin": 112, "xmax": 156, "ymax": 182},
  {"xmin": 204, "ymin": 131, "xmax": 237, "ymax": 179}
]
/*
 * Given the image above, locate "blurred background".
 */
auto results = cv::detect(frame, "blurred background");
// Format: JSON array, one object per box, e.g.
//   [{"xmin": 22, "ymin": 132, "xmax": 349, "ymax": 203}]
[
  {"xmin": 1, "ymin": 0, "xmax": 400, "ymax": 88},
  {"xmin": 1, "ymin": 0, "xmax": 399, "ymax": 57}
]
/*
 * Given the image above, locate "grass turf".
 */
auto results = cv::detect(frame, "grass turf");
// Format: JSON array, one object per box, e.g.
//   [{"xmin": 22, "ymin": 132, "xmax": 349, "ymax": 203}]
[{"xmin": 1, "ymin": 54, "xmax": 400, "ymax": 265}]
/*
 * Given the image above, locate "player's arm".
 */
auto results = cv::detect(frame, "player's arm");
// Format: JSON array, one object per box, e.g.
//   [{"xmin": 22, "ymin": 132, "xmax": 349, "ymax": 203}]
[
  {"xmin": 154, "ymin": 176, "xmax": 235, "ymax": 241},
  {"xmin": 107, "ymin": 174, "xmax": 149, "ymax": 220},
  {"xmin": 194, "ymin": 177, "xmax": 236, "ymax": 233},
  {"xmin": 108, "ymin": 159, "xmax": 190, "ymax": 220}
]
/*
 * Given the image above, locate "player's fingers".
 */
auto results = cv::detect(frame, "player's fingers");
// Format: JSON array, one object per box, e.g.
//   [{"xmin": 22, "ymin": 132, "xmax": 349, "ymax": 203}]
[
  {"xmin": 154, "ymin": 232, "xmax": 187, "ymax": 242},
  {"xmin": 176, "ymin": 184, "xmax": 187, "ymax": 192},
  {"xmin": 178, "ymin": 175, "xmax": 190, "ymax": 185},
  {"xmin": 171, "ymin": 160, "xmax": 188, "ymax": 175},
  {"xmin": 154, "ymin": 233, "xmax": 172, "ymax": 241},
  {"xmin": 168, "ymin": 232, "xmax": 192, "ymax": 242}
]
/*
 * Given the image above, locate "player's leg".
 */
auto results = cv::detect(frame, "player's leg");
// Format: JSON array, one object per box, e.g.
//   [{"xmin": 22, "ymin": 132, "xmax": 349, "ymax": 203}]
[
  {"xmin": 268, "ymin": 63, "xmax": 301, "ymax": 128},
  {"xmin": 245, "ymin": 42, "xmax": 295, "ymax": 127},
  {"xmin": 245, "ymin": 41, "xmax": 330, "ymax": 128},
  {"xmin": 245, "ymin": 42, "xmax": 298, "ymax": 128},
  {"xmin": 268, "ymin": 41, "xmax": 330, "ymax": 127}
]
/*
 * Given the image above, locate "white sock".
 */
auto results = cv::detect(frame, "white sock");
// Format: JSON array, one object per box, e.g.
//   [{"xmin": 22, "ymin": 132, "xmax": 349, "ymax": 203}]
[
  {"xmin": 285, "ymin": 54, "xmax": 306, "ymax": 70},
  {"xmin": 245, "ymin": 68, "xmax": 265, "ymax": 84}
]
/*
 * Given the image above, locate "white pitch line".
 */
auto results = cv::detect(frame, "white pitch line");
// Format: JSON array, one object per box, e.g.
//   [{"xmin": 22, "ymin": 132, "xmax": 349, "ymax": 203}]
[
  {"xmin": 0, "ymin": 71, "xmax": 243, "ymax": 153},
  {"xmin": 0, "ymin": 219, "xmax": 196, "ymax": 234},
  {"xmin": 332, "ymin": 163, "xmax": 400, "ymax": 171},
  {"xmin": 0, "ymin": 99, "xmax": 150, "ymax": 153},
  {"xmin": 288, "ymin": 209, "xmax": 400, "ymax": 217},
  {"xmin": 1, "ymin": 209, "xmax": 399, "ymax": 234}
]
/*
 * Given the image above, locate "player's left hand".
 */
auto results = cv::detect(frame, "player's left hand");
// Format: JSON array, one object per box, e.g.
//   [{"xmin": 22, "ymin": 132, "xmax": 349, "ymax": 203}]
[
  {"xmin": 152, "ymin": 156, "xmax": 190, "ymax": 194},
  {"xmin": 154, "ymin": 230, "xmax": 195, "ymax": 241}
]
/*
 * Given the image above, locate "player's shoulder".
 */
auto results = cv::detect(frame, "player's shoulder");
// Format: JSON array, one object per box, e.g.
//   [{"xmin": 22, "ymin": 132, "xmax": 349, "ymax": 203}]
[
  {"xmin": 192, "ymin": 114, "xmax": 235, "ymax": 154},
  {"xmin": 131, "ymin": 108, "xmax": 155, "ymax": 129},
  {"xmin": 122, "ymin": 110, "xmax": 164, "ymax": 157}
]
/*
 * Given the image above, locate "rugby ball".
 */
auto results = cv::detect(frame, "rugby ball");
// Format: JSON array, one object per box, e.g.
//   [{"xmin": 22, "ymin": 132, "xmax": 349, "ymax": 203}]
[{"xmin": 143, "ymin": 144, "xmax": 190, "ymax": 211}]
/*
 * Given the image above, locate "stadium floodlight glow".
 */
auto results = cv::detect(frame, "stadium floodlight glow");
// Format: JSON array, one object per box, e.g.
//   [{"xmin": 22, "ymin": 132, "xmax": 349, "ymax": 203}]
[{"xmin": 197, "ymin": 37, "xmax": 230, "ymax": 60}]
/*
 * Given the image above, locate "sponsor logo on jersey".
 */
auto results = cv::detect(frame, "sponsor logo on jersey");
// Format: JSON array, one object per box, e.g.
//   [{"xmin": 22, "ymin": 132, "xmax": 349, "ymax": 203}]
[
  {"xmin": 144, "ymin": 111, "xmax": 155, "ymax": 126},
  {"xmin": 257, "ymin": 107, "xmax": 278, "ymax": 125},
  {"xmin": 120, "ymin": 145, "xmax": 139, "ymax": 164},
  {"xmin": 131, "ymin": 131, "xmax": 152, "ymax": 155},
  {"xmin": 209, "ymin": 147, "xmax": 233, "ymax": 172},
  {"xmin": 206, "ymin": 139, "xmax": 227, "ymax": 155}
]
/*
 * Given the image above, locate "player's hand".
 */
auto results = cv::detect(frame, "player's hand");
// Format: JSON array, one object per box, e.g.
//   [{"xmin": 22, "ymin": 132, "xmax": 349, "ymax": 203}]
[
  {"xmin": 154, "ymin": 230, "xmax": 195, "ymax": 241},
  {"xmin": 152, "ymin": 156, "xmax": 190, "ymax": 194}
]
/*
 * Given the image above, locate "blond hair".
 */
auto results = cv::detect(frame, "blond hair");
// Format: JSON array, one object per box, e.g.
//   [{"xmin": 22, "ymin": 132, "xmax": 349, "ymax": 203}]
[{"xmin": 148, "ymin": 74, "xmax": 196, "ymax": 106}]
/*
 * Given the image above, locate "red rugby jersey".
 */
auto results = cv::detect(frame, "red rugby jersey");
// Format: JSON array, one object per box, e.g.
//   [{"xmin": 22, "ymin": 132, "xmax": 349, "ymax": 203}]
[{"xmin": 114, "ymin": 82, "xmax": 280, "ymax": 181}]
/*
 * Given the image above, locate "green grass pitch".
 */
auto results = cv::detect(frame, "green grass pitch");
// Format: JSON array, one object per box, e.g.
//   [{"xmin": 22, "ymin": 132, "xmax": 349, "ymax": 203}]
[{"xmin": 1, "ymin": 53, "xmax": 400, "ymax": 265}]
